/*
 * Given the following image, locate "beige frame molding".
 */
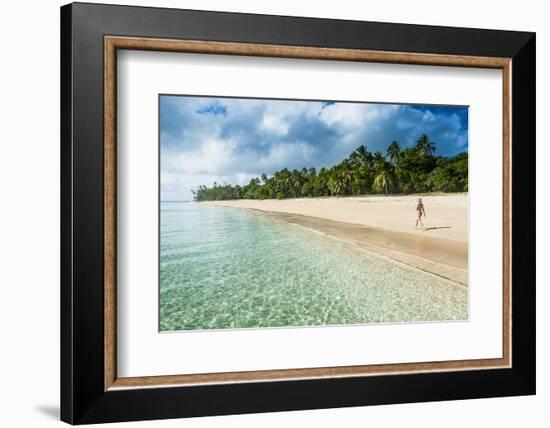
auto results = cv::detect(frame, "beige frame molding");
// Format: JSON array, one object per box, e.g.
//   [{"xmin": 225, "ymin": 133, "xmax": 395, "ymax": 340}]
[{"xmin": 104, "ymin": 35, "xmax": 512, "ymax": 391}]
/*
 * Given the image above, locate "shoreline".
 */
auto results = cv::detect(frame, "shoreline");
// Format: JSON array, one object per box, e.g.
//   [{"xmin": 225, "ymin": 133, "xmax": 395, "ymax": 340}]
[{"xmin": 200, "ymin": 195, "xmax": 468, "ymax": 286}]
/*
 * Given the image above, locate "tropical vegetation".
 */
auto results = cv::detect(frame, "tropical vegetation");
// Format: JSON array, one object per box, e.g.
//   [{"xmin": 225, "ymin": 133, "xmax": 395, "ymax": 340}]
[{"xmin": 193, "ymin": 134, "xmax": 467, "ymax": 201}]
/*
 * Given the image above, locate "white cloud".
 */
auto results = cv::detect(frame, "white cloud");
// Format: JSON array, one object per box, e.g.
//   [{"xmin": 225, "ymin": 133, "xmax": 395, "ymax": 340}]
[{"xmin": 260, "ymin": 114, "xmax": 289, "ymax": 135}]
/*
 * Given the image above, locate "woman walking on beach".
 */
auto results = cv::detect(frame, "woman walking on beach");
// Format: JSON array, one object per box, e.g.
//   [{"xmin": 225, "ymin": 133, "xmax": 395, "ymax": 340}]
[{"xmin": 415, "ymin": 197, "xmax": 426, "ymax": 229}]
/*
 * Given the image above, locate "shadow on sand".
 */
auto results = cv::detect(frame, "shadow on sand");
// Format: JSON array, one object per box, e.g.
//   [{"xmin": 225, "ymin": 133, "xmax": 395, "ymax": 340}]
[{"xmin": 423, "ymin": 226, "xmax": 452, "ymax": 231}]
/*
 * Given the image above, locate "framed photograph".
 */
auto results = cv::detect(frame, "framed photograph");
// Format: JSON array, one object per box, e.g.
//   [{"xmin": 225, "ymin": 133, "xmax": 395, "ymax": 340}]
[{"xmin": 60, "ymin": 2, "xmax": 535, "ymax": 424}]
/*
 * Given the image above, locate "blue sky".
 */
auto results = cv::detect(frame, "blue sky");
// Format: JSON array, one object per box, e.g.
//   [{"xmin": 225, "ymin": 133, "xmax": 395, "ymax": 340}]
[{"xmin": 160, "ymin": 96, "xmax": 468, "ymax": 201}]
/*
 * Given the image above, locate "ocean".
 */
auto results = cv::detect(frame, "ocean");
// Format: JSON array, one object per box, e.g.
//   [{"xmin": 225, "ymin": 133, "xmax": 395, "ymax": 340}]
[{"xmin": 160, "ymin": 202, "xmax": 468, "ymax": 331}]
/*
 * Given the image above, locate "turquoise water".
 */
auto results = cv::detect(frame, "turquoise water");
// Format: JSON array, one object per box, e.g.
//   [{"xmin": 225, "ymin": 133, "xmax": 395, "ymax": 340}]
[{"xmin": 160, "ymin": 202, "xmax": 468, "ymax": 331}]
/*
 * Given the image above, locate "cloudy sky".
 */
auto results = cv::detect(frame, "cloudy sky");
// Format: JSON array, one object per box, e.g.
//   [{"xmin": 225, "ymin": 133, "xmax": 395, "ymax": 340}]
[{"xmin": 160, "ymin": 95, "xmax": 468, "ymax": 201}]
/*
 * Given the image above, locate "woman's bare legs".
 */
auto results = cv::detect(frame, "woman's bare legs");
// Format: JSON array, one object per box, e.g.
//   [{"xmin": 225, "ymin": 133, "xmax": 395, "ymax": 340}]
[{"xmin": 415, "ymin": 212, "xmax": 424, "ymax": 229}]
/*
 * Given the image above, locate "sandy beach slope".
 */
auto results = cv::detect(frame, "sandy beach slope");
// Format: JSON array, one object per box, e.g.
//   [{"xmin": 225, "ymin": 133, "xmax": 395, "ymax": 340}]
[{"xmin": 201, "ymin": 195, "xmax": 468, "ymax": 285}]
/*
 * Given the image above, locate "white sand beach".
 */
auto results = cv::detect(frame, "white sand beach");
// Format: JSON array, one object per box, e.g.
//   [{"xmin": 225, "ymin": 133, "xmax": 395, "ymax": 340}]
[{"xmin": 201, "ymin": 194, "xmax": 469, "ymax": 285}]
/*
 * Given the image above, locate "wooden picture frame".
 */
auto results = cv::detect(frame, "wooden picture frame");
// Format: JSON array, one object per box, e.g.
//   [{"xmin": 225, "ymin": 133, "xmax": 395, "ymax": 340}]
[{"xmin": 61, "ymin": 2, "xmax": 535, "ymax": 424}]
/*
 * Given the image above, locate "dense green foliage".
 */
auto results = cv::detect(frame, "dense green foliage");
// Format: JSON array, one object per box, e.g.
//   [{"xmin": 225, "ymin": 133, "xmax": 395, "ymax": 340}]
[{"xmin": 193, "ymin": 134, "xmax": 468, "ymax": 201}]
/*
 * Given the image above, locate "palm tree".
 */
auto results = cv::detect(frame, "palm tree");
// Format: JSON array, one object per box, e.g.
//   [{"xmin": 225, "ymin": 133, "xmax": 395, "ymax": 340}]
[
  {"xmin": 416, "ymin": 134, "xmax": 436, "ymax": 158},
  {"xmin": 372, "ymin": 151, "xmax": 386, "ymax": 170},
  {"xmin": 387, "ymin": 141, "xmax": 402, "ymax": 165},
  {"xmin": 372, "ymin": 154, "xmax": 394, "ymax": 194},
  {"xmin": 350, "ymin": 145, "xmax": 372, "ymax": 167},
  {"xmin": 327, "ymin": 175, "xmax": 340, "ymax": 196},
  {"xmin": 291, "ymin": 169, "xmax": 306, "ymax": 196},
  {"xmin": 273, "ymin": 168, "xmax": 292, "ymax": 196},
  {"xmin": 326, "ymin": 165, "xmax": 352, "ymax": 196},
  {"xmin": 316, "ymin": 168, "xmax": 329, "ymax": 196},
  {"xmin": 373, "ymin": 168, "xmax": 394, "ymax": 194},
  {"xmin": 338, "ymin": 167, "xmax": 353, "ymax": 193}
]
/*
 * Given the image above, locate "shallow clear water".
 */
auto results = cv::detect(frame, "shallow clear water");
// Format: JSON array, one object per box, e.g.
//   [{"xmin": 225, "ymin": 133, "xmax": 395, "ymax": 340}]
[{"xmin": 160, "ymin": 202, "xmax": 468, "ymax": 331}]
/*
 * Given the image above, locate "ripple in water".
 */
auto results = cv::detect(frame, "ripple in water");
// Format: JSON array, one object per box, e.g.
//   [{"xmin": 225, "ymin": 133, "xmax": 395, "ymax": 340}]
[{"xmin": 160, "ymin": 202, "xmax": 468, "ymax": 331}]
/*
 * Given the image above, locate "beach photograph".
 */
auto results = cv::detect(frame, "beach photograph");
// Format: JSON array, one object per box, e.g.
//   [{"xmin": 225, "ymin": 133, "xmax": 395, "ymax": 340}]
[{"xmin": 159, "ymin": 95, "xmax": 469, "ymax": 331}]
